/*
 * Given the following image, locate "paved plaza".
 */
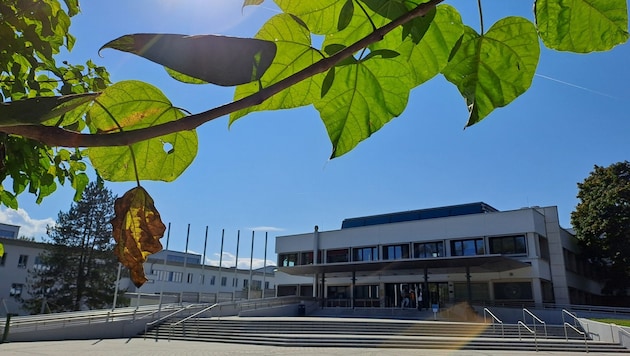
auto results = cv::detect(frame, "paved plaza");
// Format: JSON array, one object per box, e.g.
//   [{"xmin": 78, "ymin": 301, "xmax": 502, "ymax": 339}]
[{"xmin": 0, "ymin": 338, "xmax": 625, "ymax": 356}]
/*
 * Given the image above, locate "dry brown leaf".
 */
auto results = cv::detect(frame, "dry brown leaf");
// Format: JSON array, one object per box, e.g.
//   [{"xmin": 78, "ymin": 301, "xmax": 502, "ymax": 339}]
[{"xmin": 111, "ymin": 186, "xmax": 165, "ymax": 287}]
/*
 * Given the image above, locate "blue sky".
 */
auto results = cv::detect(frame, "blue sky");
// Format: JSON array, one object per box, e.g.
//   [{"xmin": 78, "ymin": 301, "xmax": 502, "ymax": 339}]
[{"xmin": 2, "ymin": 0, "xmax": 629, "ymax": 270}]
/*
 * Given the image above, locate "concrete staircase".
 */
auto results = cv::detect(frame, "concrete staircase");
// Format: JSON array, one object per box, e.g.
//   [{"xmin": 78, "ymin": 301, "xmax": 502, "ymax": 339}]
[{"xmin": 142, "ymin": 317, "xmax": 630, "ymax": 353}]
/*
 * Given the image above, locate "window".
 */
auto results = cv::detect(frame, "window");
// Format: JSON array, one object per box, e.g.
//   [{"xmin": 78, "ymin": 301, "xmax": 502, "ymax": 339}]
[
  {"xmin": 265, "ymin": 281, "xmax": 270, "ymax": 290},
  {"xmin": 253, "ymin": 280, "xmax": 262, "ymax": 289},
  {"xmin": 489, "ymin": 235, "xmax": 527, "ymax": 255},
  {"xmin": 221, "ymin": 276, "xmax": 227, "ymax": 286},
  {"xmin": 355, "ymin": 285, "xmax": 379, "ymax": 299},
  {"xmin": 382, "ymin": 244, "xmax": 409, "ymax": 260},
  {"xmin": 243, "ymin": 279, "xmax": 249, "ymax": 288},
  {"xmin": 170, "ymin": 271, "xmax": 183, "ymax": 283},
  {"xmin": 353, "ymin": 246, "xmax": 378, "ymax": 262},
  {"xmin": 493, "ymin": 282, "xmax": 533, "ymax": 300},
  {"xmin": 199, "ymin": 275, "xmax": 205, "ymax": 284},
  {"xmin": 18, "ymin": 254, "xmax": 28, "ymax": 268},
  {"xmin": 33, "ymin": 256, "xmax": 48, "ymax": 271},
  {"xmin": 10, "ymin": 283, "xmax": 23, "ymax": 297},
  {"xmin": 539, "ymin": 235, "xmax": 550, "ymax": 260},
  {"xmin": 210, "ymin": 275, "xmax": 216, "ymax": 285},
  {"xmin": 326, "ymin": 249, "xmax": 349, "ymax": 263},
  {"xmin": 279, "ymin": 253, "xmax": 298, "ymax": 267},
  {"xmin": 414, "ymin": 241, "xmax": 444, "ymax": 258},
  {"xmin": 0, "ymin": 253, "xmax": 6, "ymax": 267},
  {"xmin": 451, "ymin": 238, "xmax": 485, "ymax": 256},
  {"xmin": 232, "ymin": 278, "xmax": 238, "ymax": 287},
  {"xmin": 152, "ymin": 269, "xmax": 166, "ymax": 281},
  {"xmin": 187, "ymin": 273, "xmax": 194, "ymax": 283}
]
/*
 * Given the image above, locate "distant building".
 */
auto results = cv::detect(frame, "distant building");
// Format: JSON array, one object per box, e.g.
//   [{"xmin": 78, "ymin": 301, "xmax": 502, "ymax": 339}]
[
  {"xmin": 274, "ymin": 203, "xmax": 604, "ymax": 309},
  {"xmin": 0, "ymin": 223, "xmax": 276, "ymax": 315}
]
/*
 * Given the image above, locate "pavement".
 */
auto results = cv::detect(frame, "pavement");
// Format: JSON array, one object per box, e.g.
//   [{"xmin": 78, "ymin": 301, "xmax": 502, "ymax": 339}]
[{"xmin": 0, "ymin": 338, "xmax": 626, "ymax": 356}]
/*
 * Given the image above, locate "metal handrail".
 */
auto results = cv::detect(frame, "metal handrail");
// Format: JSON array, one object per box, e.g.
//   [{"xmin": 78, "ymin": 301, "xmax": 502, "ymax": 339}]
[
  {"xmin": 523, "ymin": 308, "xmax": 547, "ymax": 337},
  {"xmin": 143, "ymin": 304, "xmax": 197, "ymax": 339},
  {"xmin": 517, "ymin": 320, "xmax": 538, "ymax": 352},
  {"xmin": 483, "ymin": 307, "xmax": 504, "ymax": 337},
  {"xmin": 168, "ymin": 303, "xmax": 218, "ymax": 340},
  {"xmin": 562, "ymin": 308, "xmax": 580, "ymax": 327},
  {"xmin": 564, "ymin": 322, "xmax": 589, "ymax": 353}
]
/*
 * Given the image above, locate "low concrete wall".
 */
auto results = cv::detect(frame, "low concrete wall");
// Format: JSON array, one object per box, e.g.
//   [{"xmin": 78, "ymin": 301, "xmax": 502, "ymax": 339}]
[
  {"xmin": 6, "ymin": 319, "xmax": 146, "ymax": 342},
  {"xmin": 239, "ymin": 301, "xmax": 318, "ymax": 317},
  {"xmin": 578, "ymin": 318, "xmax": 630, "ymax": 349}
]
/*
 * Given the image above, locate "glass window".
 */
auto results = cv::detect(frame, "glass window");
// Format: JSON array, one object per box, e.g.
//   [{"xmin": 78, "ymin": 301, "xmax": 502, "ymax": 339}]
[
  {"xmin": 221, "ymin": 276, "xmax": 227, "ymax": 286},
  {"xmin": 353, "ymin": 246, "xmax": 378, "ymax": 261},
  {"xmin": 170, "ymin": 271, "xmax": 183, "ymax": 283},
  {"xmin": 489, "ymin": 235, "xmax": 527, "ymax": 255},
  {"xmin": 493, "ymin": 282, "xmax": 533, "ymax": 300},
  {"xmin": 233, "ymin": 278, "xmax": 238, "ymax": 287},
  {"xmin": 18, "ymin": 254, "xmax": 28, "ymax": 268},
  {"xmin": 326, "ymin": 249, "xmax": 349, "ymax": 263},
  {"xmin": 355, "ymin": 285, "xmax": 379, "ymax": 299},
  {"xmin": 279, "ymin": 253, "xmax": 298, "ymax": 267},
  {"xmin": 301, "ymin": 251, "xmax": 313, "ymax": 265},
  {"xmin": 539, "ymin": 235, "xmax": 550, "ymax": 260},
  {"xmin": 210, "ymin": 275, "xmax": 216, "ymax": 285},
  {"xmin": 382, "ymin": 244, "xmax": 410, "ymax": 260},
  {"xmin": 187, "ymin": 273, "xmax": 194, "ymax": 283},
  {"xmin": 10, "ymin": 283, "xmax": 23, "ymax": 297},
  {"xmin": 414, "ymin": 241, "xmax": 444, "ymax": 258},
  {"xmin": 243, "ymin": 279, "xmax": 249, "ymax": 288},
  {"xmin": 451, "ymin": 238, "xmax": 485, "ymax": 256}
]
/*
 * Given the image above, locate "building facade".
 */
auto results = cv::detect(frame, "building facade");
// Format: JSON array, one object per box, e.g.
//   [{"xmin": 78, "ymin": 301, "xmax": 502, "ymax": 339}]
[
  {"xmin": 0, "ymin": 223, "xmax": 275, "ymax": 315},
  {"xmin": 274, "ymin": 203, "xmax": 604, "ymax": 309}
]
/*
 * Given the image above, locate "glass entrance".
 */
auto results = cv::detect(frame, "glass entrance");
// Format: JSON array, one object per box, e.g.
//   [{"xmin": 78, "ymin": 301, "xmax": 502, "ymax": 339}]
[
  {"xmin": 384, "ymin": 282, "xmax": 423, "ymax": 309},
  {"xmin": 427, "ymin": 282, "xmax": 449, "ymax": 308}
]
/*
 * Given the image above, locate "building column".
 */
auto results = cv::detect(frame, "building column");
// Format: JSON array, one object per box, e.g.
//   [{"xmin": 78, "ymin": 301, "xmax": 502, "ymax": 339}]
[
  {"xmin": 321, "ymin": 272, "xmax": 326, "ymax": 308},
  {"xmin": 423, "ymin": 267, "xmax": 429, "ymax": 310},
  {"xmin": 466, "ymin": 266, "xmax": 472, "ymax": 303},
  {"xmin": 351, "ymin": 270, "xmax": 356, "ymax": 309}
]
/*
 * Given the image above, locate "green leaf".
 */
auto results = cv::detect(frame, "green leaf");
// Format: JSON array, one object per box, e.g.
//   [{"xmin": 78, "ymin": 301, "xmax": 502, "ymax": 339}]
[
  {"xmin": 100, "ymin": 34, "xmax": 277, "ymax": 86},
  {"xmin": 274, "ymin": 0, "xmax": 347, "ymax": 34},
  {"xmin": 230, "ymin": 14, "xmax": 324, "ymax": 124},
  {"xmin": 86, "ymin": 81, "xmax": 197, "ymax": 182},
  {"xmin": 0, "ymin": 189, "xmax": 17, "ymax": 209},
  {"xmin": 164, "ymin": 67, "xmax": 209, "ymax": 85},
  {"xmin": 314, "ymin": 54, "xmax": 413, "ymax": 158},
  {"xmin": 442, "ymin": 17, "xmax": 540, "ymax": 127},
  {"xmin": 0, "ymin": 93, "xmax": 98, "ymax": 127},
  {"xmin": 536, "ymin": 0, "xmax": 629, "ymax": 53},
  {"xmin": 338, "ymin": 0, "xmax": 354, "ymax": 31},
  {"xmin": 243, "ymin": 0, "xmax": 265, "ymax": 9}
]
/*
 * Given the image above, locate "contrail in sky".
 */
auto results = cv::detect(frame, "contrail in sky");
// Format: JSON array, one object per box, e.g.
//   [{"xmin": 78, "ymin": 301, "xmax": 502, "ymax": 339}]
[{"xmin": 535, "ymin": 73, "xmax": 621, "ymax": 100}]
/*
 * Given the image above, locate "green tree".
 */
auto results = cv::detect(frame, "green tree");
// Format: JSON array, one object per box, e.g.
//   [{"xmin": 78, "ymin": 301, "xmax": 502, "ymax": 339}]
[
  {"xmin": 571, "ymin": 161, "xmax": 630, "ymax": 296},
  {"xmin": 1, "ymin": 0, "xmax": 628, "ymax": 286},
  {"xmin": 21, "ymin": 181, "xmax": 121, "ymax": 312}
]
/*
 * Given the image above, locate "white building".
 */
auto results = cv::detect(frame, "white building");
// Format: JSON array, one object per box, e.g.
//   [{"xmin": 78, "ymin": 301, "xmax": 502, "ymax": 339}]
[
  {"xmin": 0, "ymin": 223, "xmax": 276, "ymax": 315},
  {"xmin": 274, "ymin": 203, "xmax": 604, "ymax": 309}
]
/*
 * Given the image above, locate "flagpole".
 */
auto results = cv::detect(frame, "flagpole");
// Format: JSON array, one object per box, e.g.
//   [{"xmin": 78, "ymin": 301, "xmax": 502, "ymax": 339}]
[
  {"xmin": 202, "ymin": 226, "xmax": 208, "ymax": 287},
  {"xmin": 217, "ymin": 229, "xmax": 225, "ymax": 303},
  {"xmin": 158, "ymin": 222, "xmax": 171, "ymax": 312},
  {"xmin": 262, "ymin": 232, "xmax": 268, "ymax": 299},
  {"xmin": 232, "ymin": 230, "xmax": 240, "ymax": 301},
  {"xmin": 248, "ymin": 231, "xmax": 254, "ymax": 299}
]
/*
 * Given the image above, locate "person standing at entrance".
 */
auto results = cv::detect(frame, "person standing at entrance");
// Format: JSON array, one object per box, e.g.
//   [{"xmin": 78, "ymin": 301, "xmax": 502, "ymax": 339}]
[
  {"xmin": 418, "ymin": 290, "xmax": 423, "ymax": 310},
  {"xmin": 409, "ymin": 290, "xmax": 416, "ymax": 310}
]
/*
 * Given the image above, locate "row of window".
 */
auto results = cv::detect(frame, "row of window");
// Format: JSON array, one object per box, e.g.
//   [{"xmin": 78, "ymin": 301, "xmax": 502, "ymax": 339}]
[
  {"xmin": 0, "ymin": 254, "xmax": 46, "ymax": 269},
  {"xmin": 150, "ymin": 269, "xmax": 268, "ymax": 289},
  {"xmin": 279, "ymin": 235, "xmax": 527, "ymax": 266}
]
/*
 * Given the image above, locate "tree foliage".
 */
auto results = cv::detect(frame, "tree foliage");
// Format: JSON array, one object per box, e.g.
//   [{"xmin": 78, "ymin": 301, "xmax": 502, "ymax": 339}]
[
  {"xmin": 1, "ymin": 0, "xmax": 628, "ymax": 286},
  {"xmin": 21, "ymin": 181, "xmax": 122, "ymax": 312},
  {"xmin": 571, "ymin": 161, "xmax": 630, "ymax": 296}
]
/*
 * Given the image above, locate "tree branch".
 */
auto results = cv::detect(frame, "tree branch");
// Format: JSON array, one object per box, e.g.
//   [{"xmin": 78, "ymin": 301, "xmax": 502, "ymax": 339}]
[{"xmin": 1, "ymin": 0, "xmax": 444, "ymax": 148}]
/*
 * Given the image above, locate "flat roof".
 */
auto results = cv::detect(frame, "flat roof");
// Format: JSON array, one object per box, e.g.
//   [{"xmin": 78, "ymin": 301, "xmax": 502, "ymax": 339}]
[{"xmin": 341, "ymin": 202, "xmax": 498, "ymax": 229}]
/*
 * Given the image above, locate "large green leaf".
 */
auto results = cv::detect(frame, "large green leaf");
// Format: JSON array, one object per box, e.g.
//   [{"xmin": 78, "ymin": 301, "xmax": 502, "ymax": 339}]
[
  {"xmin": 86, "ymin": 81, "xmax": 197, "ymax": 182},
  {"xmin": 536, "ymin": 0, "xmax": 629, "ymax": 53},
  {"xmin": 442, "ymin": 17, "xmax": 540, "ymax": 127},
  {"xmin": 314, "ymin": 53, "xmax": 413, "ymax": 158},
  {"xmin": 374, "ymin": 5, "xmax": 464, "ymax": 87},
  {"xmin": 0, "ymin": 93, "xmax": 97, "ymax": 127},
  {"xmin": 230, "ymin": 14, "xmax": 324, "ymax": 124},
  {"xmin": 274, "ymin": 0, "xmax": 347, "ymax": 34},
  {"xmin": 100, "ymin": 34, "xmax": 277, "ymax": 86}
]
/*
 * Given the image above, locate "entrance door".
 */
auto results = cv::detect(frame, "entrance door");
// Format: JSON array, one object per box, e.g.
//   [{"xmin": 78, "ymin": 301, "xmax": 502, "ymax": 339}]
[
  {"xmin": 384, "ymin": 282, "xmax": 423, "ymax": 308},
  {"xmin": 427, "ymin": 282, "xmax": 449, "ymax": 308}
]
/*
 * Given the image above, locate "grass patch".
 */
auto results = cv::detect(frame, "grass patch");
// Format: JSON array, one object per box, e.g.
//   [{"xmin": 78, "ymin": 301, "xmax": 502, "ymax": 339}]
[{"xmin": 592, "ymin": 318, "xmax": 630, "ymax": 327}]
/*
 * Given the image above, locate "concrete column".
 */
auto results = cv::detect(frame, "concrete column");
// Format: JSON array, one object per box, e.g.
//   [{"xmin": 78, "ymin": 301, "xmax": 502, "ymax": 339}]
[{"xmin": 351, "ymin": 270, "xmax": 356, "ymax": 309}]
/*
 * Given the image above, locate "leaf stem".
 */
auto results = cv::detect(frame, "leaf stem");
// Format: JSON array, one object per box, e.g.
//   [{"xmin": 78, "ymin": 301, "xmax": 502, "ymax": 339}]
[
  {"xmin": 0, "ymin": 0, "xmax": 445, "ymax": 148},
  {"xmin": 355, "ymin": 0, "xmax": 377, "ymax": 32},
  {"xmin": 477, "ymin": 0, "xmax": 484, "ymax": 35}
]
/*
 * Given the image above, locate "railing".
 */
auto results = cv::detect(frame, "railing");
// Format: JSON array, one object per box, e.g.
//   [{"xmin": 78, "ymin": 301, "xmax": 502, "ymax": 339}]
[
  {"xmin": 4, "ymin": 304, "xmax": 175, "ymax": 334},
  {"xmin": 169, "ymin": 303, "xmax": 219, "ymax": 340},
  {"xmin": 517, "ymin": 320, "xmax": 538, "ymax": 352},
  {"xmin": 564, "ymin": 322, "xmax": 589, "ymax": 353},
  {"xmin": 143, "ymin": 303, "xmax": 199, "ymax": 340},
  {"xmin": 522, "ymin": 308, "xmax": 547, "ymax": 337},
  {"xmin": 483, "ymin": 308, "xmax": 504, "ymax": 337},
  {"xmin": 562, "ymin": 309, "xmax": 580, "ymax": 328}
]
